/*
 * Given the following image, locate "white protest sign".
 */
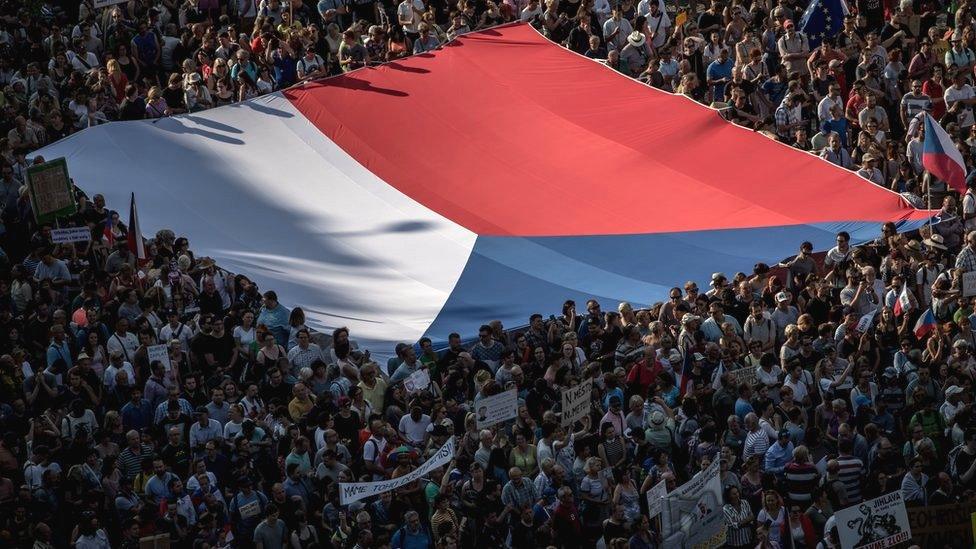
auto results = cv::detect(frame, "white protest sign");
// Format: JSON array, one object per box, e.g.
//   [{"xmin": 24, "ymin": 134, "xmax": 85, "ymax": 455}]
[
  {"xmin": 51, "ymin": 227, "xmax": 91, "ymax": 244},
  {"xmin": 727, "ymin": 366, "xmax": 757, "ymax": 388},
  {"xmin": 147, "ymin": 344, "xmax": 171, "ymax": 372},
  {"xmin": 560, "ymin": 377, "xmax": 593, "ymax": 427},
  {"xmin": 339, "ymin": 437, "xmax": 455, "ymax": 505},
  {"xmin": 964, "ymin": 271, "xmax": 976, "ymax": 298},
  {"xmin": 661, "ymin": 459, "xmax": 727, "ymax": 548},
  {"xmin": 475, "ymin": 388, "xmax": 518, "ymax": 429},
  {"xmin": 835, "ymin": 491, "xmax": 911, "ymax": 549},
  {"xmin": 403, "ymin": 368, "xmax": 430, "ymax": 394},
  {"xmin": 646, "ymin": 479, "xmax": 667, "ymax": 519},
  {"xmin": 855, "ymin": 309, "xmax": 878, "ymax": 334}
]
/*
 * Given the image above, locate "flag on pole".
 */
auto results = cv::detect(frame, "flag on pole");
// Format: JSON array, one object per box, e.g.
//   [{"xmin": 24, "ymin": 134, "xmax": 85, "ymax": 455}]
[
  {"xmin": 893, "ymin": 285, "xmax": 913, "ymax": 317},
  {"xmin": 799, "ymin": 0, "xmax": 846, "ymax": 49},
  {"xmin": 914, "ymin": 308, "xmax": 937, "ymax": 339},
  {"xmin": 923, "ymin": 113, "xmax": 968, "ymax": 193},
  {"xmin": 127, "ymin": 192, "xmax": 146, "ymax": 261},
  {"xmin": 102, "ymin": 211, "xmax": 114, "ymax": 245}
]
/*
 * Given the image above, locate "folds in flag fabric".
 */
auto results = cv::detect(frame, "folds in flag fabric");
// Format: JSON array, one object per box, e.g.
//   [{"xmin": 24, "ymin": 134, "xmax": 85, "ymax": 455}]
[
  {"xmin": 35, "ymin": 24, "xmax": 934, "ymax": 360},
  {"xmin": 914, "ymin": 308, "xmax": 937, "ymax": 339},
  {"xmin": 127, "ymin": 192, "xmax": 145, "ymax": 261},
  {"xmin": 923, "ymin": 113, "xmax": 967, "ymax": 193},
  {"xmin": 893, "ymin": 285, "xmax": 913, "ymax": 317},
  {"xmin": 799, "ymin": 0, "xmax": 845, "ymax": 49}
]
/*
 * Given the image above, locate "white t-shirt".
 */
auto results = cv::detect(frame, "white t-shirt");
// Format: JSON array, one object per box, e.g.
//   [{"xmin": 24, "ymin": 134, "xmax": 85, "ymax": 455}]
[
  {"xmin": 103, "ymin": 361, "xmax": 136, "ymax": 389},
  {"xmin": 107, "ymin": 332, "xmax": 140, "ymax": 362},
  {"xmin": 397, "ymin": 0, "xmax": 425, "ymax": 33},
  {"xmin": 646, "ymin": 11, "xmax": 671, "ymax": 48},
  {"xmin": 945, "ymin": 84, "xmax": 976, "ymax": 127},
  {"xmin": 963, "ymin": 191, "xmax": 976, "ymax": 231},
  {"xmin": 398, "ymin": 414, "xmax": 431, "ymax": 445}
]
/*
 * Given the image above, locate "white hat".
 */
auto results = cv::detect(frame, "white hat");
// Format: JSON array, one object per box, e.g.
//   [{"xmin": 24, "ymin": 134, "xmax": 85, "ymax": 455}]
[
  {"xmin": 775, "ymin": 291, "xmax": 790, "ymax": 303},
  {"xmin": 681, "ymin": 313, "xmax": 701, "ymax": 325},
  {"xmin": 947, "ymin": 385, "xmax": 964, "ymax": 396},
  {"xmin": 649, "ymin": 411, "xmax": 666, "ymax": 427},
  {"xmin": 187, "ymin": 72, "xmax": 202, "ymax": 84},
  {"xmin": 711, "ymin": 272, "xmax": 726, "ymax": 282},
  {"xmin": 668, "ymin": 349, "xmax": 682, "ymax": 363},
  {"xmin": 627, "ymin": 31, "xmax": 646, "ymax": 47},
  {"xmin": 924, "ymin": 234, "xmax": 947, "ymax": 250}
]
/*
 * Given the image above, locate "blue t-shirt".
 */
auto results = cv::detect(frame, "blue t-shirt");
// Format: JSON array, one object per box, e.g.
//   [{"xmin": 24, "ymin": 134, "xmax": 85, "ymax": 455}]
[
  {"xmin": 821, "ymin": 118, "xmax": 850, "ymax": 148},
  {"xmin": 706, "ymin": 58, "xmax": 734, "ymax": 102},
  {"xmin": 272, "ymin": 51, "xmax": 298, "ymax": 87}
]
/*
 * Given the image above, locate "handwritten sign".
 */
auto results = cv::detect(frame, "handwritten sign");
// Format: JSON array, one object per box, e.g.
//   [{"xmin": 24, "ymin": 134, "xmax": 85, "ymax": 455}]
[
  {"xmin": 907, "ymin": 502, "xmax": 976, "ymax": 548},
  {"xmin": 26, "ymin": 157, "xmax": 75, "ymax": 224},
  {"xmin": 475, "ymin": 388, "xmax": 518, "ymax": 429},
  {"xmin": 403, "ymin": 368, "xmax": 430, "ymax": 394},
  {"xmin": 339, "ymin": 437, "xmax": 455, "ymax": 504},
  {"xmin": 727, "ymin": 366, "xmax": 756, "ymax": 388},
  {"xmin": 147, "ymin": 344, "xmax": 171, "ymax": 372},
  {"xmin": 51, "ymin": 227, "xmax": 91, "ymax": 244},
  {"xmin": 646, "ymin": 479, "xmax": 667, "ymax": 519},
  {"xmin": 560, "ymin": 377, "xmax": 593, "ymax": 427},
  {"xmin": 964, "ymin": 271, "xmax": 976, "ymax": 298}
]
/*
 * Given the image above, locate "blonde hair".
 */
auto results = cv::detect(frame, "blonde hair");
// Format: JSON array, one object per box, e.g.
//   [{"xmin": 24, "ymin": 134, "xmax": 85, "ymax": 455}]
[
  {"xmin": 147, "ymin": 86, "xmax": 162, "ymax": 100},
  {"xmin": 106, "ymin": 59, "xmax": 121, "ymax": 74}
]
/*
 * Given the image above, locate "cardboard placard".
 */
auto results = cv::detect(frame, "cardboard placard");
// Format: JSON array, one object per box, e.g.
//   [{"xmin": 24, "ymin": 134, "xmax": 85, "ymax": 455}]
[{"xmin": 26, "ymin": 157, "xmax": 75, "ymax": 224}]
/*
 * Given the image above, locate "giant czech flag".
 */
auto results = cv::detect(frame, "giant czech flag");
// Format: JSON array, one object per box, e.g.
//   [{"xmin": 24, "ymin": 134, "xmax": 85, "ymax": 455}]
[{"xmin": 36, "ymin": 24, "xmax": 932, "ymax": 359}]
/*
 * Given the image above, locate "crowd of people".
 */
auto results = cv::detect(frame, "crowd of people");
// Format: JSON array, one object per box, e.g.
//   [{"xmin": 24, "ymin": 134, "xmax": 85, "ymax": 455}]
[{"xmin": 3, "ymin": 0, "xmax": 976, "ymax": 549}]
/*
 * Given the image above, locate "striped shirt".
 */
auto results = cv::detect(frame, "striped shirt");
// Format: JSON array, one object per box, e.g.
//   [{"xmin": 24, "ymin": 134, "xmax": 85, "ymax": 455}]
[
  {"xmin": 835, "ymin": 455, "xmax": 864, "ymax": 503},
  {"xmin": 723, "ymin": 500, "xmax": 754, "ymax": 547},
  {"xmin": 742, "ymin": 428, "xmax": 770, "ymax": 462},
  {"xmin": 118, "ymin": 444, "xmax": 154, "ymax": 481},
  {"xmin": 784, "ymin": 462, "xmax": 820, "ymax": 504}
]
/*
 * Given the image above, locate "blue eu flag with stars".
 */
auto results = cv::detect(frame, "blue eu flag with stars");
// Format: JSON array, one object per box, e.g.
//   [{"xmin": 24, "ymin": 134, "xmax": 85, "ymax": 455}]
[{"xmin": 799, "ymin": 0, "xmax": 845, "ymax": 49}]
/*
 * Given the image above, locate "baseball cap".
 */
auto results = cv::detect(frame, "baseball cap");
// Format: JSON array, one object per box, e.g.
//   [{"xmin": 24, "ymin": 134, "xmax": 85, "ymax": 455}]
[{"xmin": 775, "ymin": 292, "xmax": 789, "ymax": 303}]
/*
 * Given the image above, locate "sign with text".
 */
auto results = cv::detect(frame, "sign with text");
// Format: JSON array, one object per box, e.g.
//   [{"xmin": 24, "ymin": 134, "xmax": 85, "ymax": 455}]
[
  {"xmin": 339, "ymin": 437, "xmax": 455, "ymax": 505},
  {"xmin": 475, "ymin": 388, "xmax": 518, "ymax": 429},
  {"xmin": 906, "ymin": 502, "xmax": 976, "ymax": 548},
  {"xmin": 727, "ymin": 366, "xmax": 757, "ymax": 388},
  {"xmin": 836, "ymin": 491, "xmax": 911, "ymax": 549},
  {"xmin": 51, "ymin": 227, "xmax": 91, "ymax": 244},
  {"xmin": 147, "ymin": 344, "xmax": 171, "ymax": 372},
  {"xmin": 26, "ymin": 157, "xmax": 75, "ymax": 224},
  {"xmin": 964, "ymin": 271, "xmax": 976, "ymax": 298},
  {"xmin": 560, "ymin": 377, "xmax": 593, "ymax": 427},
  {"xmin": 646, "ymin": 478, "xmax": 667, "ymax": 519},
  {"xmin": 403, "ymin": 368, "xmax": 430, "ymax": 394},
  {"xmin": 661, "ymin": 459, "xmax": 726, "ymax": 548}
]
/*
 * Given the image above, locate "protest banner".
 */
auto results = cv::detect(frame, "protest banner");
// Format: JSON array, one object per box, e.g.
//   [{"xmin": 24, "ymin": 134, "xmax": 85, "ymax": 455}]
[
  {"xmin": 94, "ymin": 0, "xmax": 129, "ymax": 7},
  {"xmin": 50, "ymin": 227, "xmax": 91, "ymax": 244},
  {"xmin": 906, "ymin": 502, "xmax": 976, "ymax": 548},
  {"xmin": 646, "ymin": 479, "xmax": 667, "ymax": 519},
  {"xmin": 727, "ymin": 366, "xmax": 756, "ymax": 388},
  {"xmin": 403, "ymin": 368, "xmax": 430, "ymax": 393},
  {"xmin": 147, "ymin": 344, "xmax": 171, "ymax": 372},
  {"xmin": 835, "ymin": 491, "xmax": 911, "ymax": 549},
  {"xmin": 964, "ymin": 271, "xmax": 976, "ymax": 298},
  {"xmin": 661, "ymin": 459, "xmax": 726, "ymax": 548},
  {"xmin": 339, "ymin": 437, "xmax": 455, "ymax": 504},
  {"xmin": 26, "ymin": 157, "xmax": 76, "ymax": 224},
  {"xmin": 476, "ymin": 388, "xmax": 518, "ymax": 429},
  {"xmin": 560, "ymin": 377, "xmax": 593, "ymax": 427}
]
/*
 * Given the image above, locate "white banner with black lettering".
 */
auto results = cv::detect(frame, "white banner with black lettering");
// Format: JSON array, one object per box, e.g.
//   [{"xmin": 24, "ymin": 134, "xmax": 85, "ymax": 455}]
[
  {"xmin": 339, "ymin": 437, "xmax": 455, "ymax": 505},
  {"xmin": 835, "ymin": 491, "xmax": 911, "ymax": 549},
  {"xmin": 561, "ymin": 377, "xmax": 592, "ymax": 427},
  {"xmin": 51, "ymin": 227, "xmax": 91, "ymax": 244},
  {"xmin": 475, "ymin": 388, "xmax": 518, "ymax": 429}
]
